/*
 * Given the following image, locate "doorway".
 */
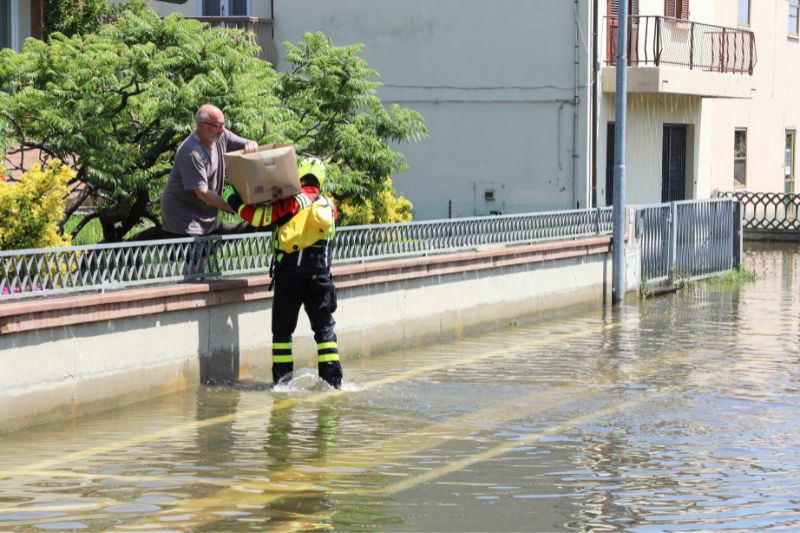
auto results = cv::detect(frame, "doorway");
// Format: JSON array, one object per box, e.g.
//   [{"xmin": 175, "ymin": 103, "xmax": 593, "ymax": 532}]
[{"xmin": 662, "ymin": 125, "xmax": 688, "ymax": 202}]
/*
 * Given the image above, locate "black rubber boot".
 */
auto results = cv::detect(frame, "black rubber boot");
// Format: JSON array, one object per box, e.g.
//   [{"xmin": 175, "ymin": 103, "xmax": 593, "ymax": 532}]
[
  {"xmin": 318, "ymin": 361, "xmax": 343, "ymax": 389},
  {"xmin": 272, "ymin": 362, "xmax": 293, "ymax": 385}
]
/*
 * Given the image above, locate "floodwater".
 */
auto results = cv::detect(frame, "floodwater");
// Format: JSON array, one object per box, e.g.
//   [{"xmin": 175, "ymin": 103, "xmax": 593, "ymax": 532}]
[{"xmin": 0, "ymin": 243, "xmax": 799, "ymax": 533}]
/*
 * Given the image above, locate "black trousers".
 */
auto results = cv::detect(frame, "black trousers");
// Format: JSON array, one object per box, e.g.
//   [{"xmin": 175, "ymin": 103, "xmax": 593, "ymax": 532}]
[
  {"xmin": 272, "ymin": 268, "xmax": 337, "ymax": 343},
  {"xmin": 271, "ymin": 250, "xmax": 342, "ymax": 387}
]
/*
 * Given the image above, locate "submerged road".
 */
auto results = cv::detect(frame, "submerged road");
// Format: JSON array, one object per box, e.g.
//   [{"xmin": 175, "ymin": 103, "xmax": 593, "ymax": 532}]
[{"xmin": 0, "ymin": 242, "xmax": 798, "ymax": 532}]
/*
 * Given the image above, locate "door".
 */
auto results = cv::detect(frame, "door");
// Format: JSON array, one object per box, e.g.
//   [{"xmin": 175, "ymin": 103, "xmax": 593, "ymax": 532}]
[
  {"xmin": 662, "ymin": 125, "xmax": 687, "ymax": 202},
  {"xmin": 201, "ymin": 0, "xmax": 249, "ymax": 16},
  {"xmin": 606, "ymin": 122, "xmax": 615, "ymax": 206}
]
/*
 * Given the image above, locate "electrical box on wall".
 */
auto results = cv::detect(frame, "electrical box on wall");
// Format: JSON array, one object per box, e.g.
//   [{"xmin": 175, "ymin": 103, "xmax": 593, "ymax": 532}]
[{"xmin": 473, "ymin": 181, "xmax": 505, "ymax": 216}]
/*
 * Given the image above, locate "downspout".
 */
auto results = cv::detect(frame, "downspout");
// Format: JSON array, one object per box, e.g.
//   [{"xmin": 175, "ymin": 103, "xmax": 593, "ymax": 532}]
[
  {"xmin": 573, "ymin": 0, "xmax": 581, "ymax": 208},
  {"xmin": 591, "ymin": 0, "xmax": 599, "ymax": 207}
]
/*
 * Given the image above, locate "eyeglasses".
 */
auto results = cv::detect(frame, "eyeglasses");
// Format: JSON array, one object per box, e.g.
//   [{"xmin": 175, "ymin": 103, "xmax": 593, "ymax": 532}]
[{"xmin": 200, "ymin": 120, "xmax": 225, "ymax": 130}]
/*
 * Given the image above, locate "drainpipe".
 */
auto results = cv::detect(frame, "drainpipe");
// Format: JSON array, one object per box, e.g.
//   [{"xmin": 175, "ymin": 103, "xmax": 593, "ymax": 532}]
[
  {"xmin": 573, "ymin": 0, "xmax": 581, "ymax": 209},
  {"xmin": 591, "ymin": 0, "xmax": 599, "ymax": 207}
]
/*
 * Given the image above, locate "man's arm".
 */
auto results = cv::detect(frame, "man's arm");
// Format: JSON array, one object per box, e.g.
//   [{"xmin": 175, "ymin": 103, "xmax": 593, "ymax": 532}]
[
  {"xmin": 195, "ymin": 187, "xmax": 235, "ymax": 213},
  {"xmin": 225, "ymin": 130, "xmax": 258, "ymax": 153}
]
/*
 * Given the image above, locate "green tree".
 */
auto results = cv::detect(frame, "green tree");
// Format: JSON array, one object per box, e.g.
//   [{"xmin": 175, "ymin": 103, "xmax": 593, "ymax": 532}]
[
  {"xmin": 0, "ymin": 4, "xmax": 286, "ymax": 241},
  {"xmin": 278, "ymin": 32, "xmax": 427, "ymax": 221},
  {"xmin": 0, "ymin": 9, "xmax": 426, "ymax": 244},
  {"xmin": 44, "ymin": 0, "xmax": 113, "ymax": 38}
]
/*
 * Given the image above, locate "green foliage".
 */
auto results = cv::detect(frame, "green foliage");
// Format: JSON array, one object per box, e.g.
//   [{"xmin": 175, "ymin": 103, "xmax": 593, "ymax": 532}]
[
  {"xmin": 277, "ymin": 32, "xmax": 427, "ymax": 216},
  {"xmin": 1, "ymin": 3, "xmax": 285, "ymax": 242},
  {"xmin": 338, "ymin": 178, "xmax": 413, "ymax": 225},
  {"xmin": 0, "ymin": 9, "xmax": 426, "ymax": 244},
  {"xmin": 0, "ymin": 161, "xmax": 73, "ymax": 250},
  {"xmin": 707, "ymin": 266, "xmax": 757, "ymax": 285},
  {"xmin": 43, "ymin": 0, "xmax": 118, "ymax": 37}
]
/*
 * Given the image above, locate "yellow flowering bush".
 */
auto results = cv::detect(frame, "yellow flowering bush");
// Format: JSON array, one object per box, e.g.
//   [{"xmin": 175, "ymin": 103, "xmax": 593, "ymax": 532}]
[
  {"xmin": 338, "ymin": 178, "xmax": 413, "ymax": 226},
  {"xmin": 0, "ymin": 161, "xmax": 73, "ymax": 250}
]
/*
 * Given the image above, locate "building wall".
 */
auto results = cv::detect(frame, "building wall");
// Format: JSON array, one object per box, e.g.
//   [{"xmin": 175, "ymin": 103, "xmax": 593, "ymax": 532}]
[
  {"xmin": 272, "ymin": 0, "xmax": 595, "ymax": 218},
  {"xmin": 595, "ymin": 0, "xmax": 753, "ymax": 204},
  {"xmin": 708, "ymin": 0, "xmax": 800, "ymax": 194},
  {"xmin": 598, "ymin": 93, "xmax": 707, "ymax": 205}
]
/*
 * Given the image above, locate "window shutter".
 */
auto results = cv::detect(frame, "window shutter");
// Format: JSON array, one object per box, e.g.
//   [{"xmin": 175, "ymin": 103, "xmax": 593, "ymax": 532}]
[
  {"xmin": 609, "ymin": 0, "xmax": 637, "ymax": 17},
  {"xmin": 679, "ymin": 0, "xmax": 689, "ymax": 19},
  {"xmin": 665, "ymin": 0, "xmax": 676, "ymax": 17}
]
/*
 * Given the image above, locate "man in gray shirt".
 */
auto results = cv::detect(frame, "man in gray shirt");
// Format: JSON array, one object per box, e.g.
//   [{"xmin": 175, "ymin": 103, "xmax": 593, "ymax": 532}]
[{"xmin": 161, "ymin": 104, "xmax": 258, "ymax": 236}]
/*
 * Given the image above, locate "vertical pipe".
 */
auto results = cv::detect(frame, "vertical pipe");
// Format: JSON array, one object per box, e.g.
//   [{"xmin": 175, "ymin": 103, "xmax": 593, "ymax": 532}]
[
  {"xmin": 612, "ymin": 0, "xmax": 628, "ymax": 305},
  {"xmin": 573, "ymin": 0, "xmax": 580, "ymax": 208},
  {"xmin": 586, "ymin": 0, "xmax": 592, "ymax": 207}
]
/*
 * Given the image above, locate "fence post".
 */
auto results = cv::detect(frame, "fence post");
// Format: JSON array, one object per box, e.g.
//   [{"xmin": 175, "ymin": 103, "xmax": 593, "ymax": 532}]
[
  {"xmin": 668, "ymin": 202, "xmax": 678, "ymax": 277},
  {"xmin": 733, "ymin": 200, "xmax": 743, "ymax": 268},
  {"xmin": 689, "ymin": 22, "xmax": 694, "ymax": 70}
]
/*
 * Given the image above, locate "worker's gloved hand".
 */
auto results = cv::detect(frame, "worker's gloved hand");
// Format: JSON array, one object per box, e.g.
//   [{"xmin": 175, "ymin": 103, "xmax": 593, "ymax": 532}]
[{"xmin": 222, "ymin": 186, "xmax": 237, "ymax": 203}]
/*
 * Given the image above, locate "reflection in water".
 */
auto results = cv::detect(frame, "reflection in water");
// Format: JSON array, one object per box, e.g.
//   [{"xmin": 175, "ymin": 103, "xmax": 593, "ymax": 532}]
[{"xmin": 0, "ymin": 243, "xmax": 798, "ymax": 531}]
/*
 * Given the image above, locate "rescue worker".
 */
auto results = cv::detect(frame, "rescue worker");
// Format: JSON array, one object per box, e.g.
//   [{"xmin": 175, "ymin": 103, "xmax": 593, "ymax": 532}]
[{"xmin": 222, "ymin": 157, "xmax": 343, "ymax": 388}]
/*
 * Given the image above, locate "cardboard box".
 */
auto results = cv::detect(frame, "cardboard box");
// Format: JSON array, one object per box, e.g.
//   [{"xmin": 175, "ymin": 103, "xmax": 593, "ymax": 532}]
[{"xmin": 224, "ymin": 143, "xmax": 301, "ymax": 204}]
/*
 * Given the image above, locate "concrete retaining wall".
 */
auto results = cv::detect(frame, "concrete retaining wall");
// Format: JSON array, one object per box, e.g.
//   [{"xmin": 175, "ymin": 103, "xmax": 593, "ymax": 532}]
[{"xmin": 0, "ymin": 237, "xmax": 612, "ymax": 433}]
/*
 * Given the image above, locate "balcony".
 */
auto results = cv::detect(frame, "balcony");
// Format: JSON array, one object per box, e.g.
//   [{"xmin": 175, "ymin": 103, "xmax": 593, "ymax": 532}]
[
  {"xmin": 190, "ymin": 16, "xmax": 277, "ymax": 65},
  {"xmin": 602, "ymin": 16, "xmax": 757, "ymax": 99}
]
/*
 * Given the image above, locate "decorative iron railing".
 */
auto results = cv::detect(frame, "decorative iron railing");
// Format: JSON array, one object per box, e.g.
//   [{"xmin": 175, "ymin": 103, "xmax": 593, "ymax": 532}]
[
  {"xmin": 718, "ymin": 191, "xmax": 800, "ymax": 232},
  {"xmin": 0, "ymin": 208, "xmax": 613, "ymax": 301},
  {"xmin": 637, "ymin": 198, "xmax": 740, "ymax": 283},
  {"xmin": 190, "ymin": 16, "xmax": 277, "ymax": 64},
  {"xmin": 607, "ymin": 16, "xmax": 757, "ymax": 75}
]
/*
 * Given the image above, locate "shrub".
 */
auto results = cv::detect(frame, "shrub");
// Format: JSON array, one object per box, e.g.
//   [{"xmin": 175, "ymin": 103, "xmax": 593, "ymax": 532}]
[
  {"xmin": 0, "ymin": 161, "xmax": 73, "ymax": 250},
  {"xmin": 338, "ymin": 179, "xmax": 413, "ymax": 226}
]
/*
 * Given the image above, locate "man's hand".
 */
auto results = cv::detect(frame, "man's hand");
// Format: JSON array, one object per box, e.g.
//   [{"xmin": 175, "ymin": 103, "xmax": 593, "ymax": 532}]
[{"xmin": 243, "ymin": 140, "xmax": 258, "ymax": 154}]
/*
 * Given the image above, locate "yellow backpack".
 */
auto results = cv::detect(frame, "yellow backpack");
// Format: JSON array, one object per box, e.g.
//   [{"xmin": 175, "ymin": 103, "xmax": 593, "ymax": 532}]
[{"xmin": 277, "ymin": 195, "xmax": 334, "ymax": 253}]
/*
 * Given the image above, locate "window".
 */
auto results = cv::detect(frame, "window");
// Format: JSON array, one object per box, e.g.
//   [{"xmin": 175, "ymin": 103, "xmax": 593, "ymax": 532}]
[
  {"xmin": 738, "ymin": 0, "xmax": 750, "ymax": 27},
  {"xmin": 734, "ymin": 129, "xmax": 747, "ymax": 188},
  {"xmin": 201, "ymin": 0, "xmax": 248, "ymax": 16},
  {"xmin": 665, "ymin": 0, "xmax": 689, "ymax": 20},
  {"xmin": 0, "ymin": 0, "xmax": 10, "ymax": 50},
  {"xmin": 790, "ymin": 0, "xmax": 799, "ymax": 35}
]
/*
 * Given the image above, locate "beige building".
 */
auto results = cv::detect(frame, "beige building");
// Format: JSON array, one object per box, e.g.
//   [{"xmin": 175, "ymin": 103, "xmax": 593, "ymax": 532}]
[
  {"xmin": 709, "ymin": 1, "xmax": 800, "ymax": 195},
  {"xmin": 4, "ymin": 1, "xmax": 794, "ymax": 215}
]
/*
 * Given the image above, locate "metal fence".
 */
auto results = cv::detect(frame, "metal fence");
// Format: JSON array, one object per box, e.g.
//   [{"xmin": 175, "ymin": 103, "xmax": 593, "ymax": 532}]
[
  {"xmin": 0, "ymin": 208, "xmax": 613, "ymax": 301},
  {"xmin": 637, "ymin": 198, "xmax": 740, "ymax": 284},
  {"xmin": 718, "ymin": 191, "xmax": 800, "ymax": 233},
  {"xmin": 607, "ymin": 16, "xmax": 757, "ymax": 75}
]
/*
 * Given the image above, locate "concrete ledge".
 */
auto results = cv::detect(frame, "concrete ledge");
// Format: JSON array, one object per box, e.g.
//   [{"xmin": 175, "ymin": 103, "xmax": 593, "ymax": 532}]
[{"xmin": 0, "ymin": 237, "xmax": 612, "ymax": 433}]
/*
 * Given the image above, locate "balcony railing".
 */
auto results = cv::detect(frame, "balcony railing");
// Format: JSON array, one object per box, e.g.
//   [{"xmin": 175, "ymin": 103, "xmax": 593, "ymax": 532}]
[
  {"xmin": 606, "ymin": 16, "xmax": 757, "ymax": 75},
  {"xmin": 190, "ymin": 16, "xmax": 277, "ymax": 65}
]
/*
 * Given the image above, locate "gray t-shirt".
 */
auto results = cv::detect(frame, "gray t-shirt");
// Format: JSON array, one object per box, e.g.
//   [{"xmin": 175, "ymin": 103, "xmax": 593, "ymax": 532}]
[{"xmin": 160, "ymin": 129, "xmax": 248, "ymax": 235}]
